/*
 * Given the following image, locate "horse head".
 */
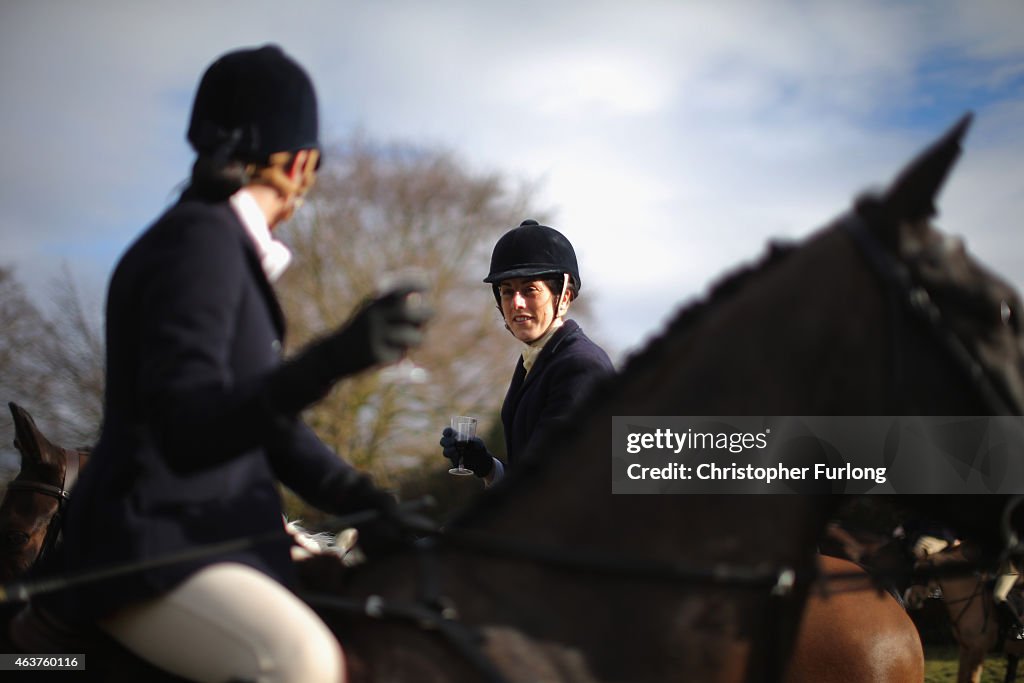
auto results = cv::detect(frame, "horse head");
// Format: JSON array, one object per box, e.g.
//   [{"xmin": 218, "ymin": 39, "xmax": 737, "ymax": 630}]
[
  {"xmin": 852, "ymin": 113, "xmax": 1024, "ymax": 415},
  {"xmin": 0, "ymin": 402, "xmax": 90, "ymax": 581}
]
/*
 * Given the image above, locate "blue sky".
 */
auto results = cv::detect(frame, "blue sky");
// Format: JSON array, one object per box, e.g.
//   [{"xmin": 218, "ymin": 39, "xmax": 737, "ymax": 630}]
[{"xmin": 2, "ymin": 0, "xmax": 1023, "ymax": 359}]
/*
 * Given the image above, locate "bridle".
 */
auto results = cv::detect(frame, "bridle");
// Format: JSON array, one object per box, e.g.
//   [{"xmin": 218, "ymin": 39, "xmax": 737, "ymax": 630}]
[
  {"xmin": 917, "ymin": 553, "xmax": 993, "ymax": 638},
  {"xmin": 3, "ymin": 449, "xmax": 83, "ymax": 570},
  {"xmin": 841, "ymin": 212, "xmax": 1023, "ymax": 416}
]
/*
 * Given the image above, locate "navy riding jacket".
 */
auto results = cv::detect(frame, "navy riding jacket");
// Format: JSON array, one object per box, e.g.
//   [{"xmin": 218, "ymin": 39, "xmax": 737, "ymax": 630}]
[
  {"xmin": 500, "ymin": 320, "xmax": 614, "ymax": 468},
  {"xmin": 42, "ymin": 192, "xmax": 359, "ymax": 622}
]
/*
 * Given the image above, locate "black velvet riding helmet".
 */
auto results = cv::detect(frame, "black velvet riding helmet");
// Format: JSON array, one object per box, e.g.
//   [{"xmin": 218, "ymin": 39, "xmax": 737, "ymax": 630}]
[{"xmin": 187, "ymin": 44, "xmax": 320, "ymax": 164}]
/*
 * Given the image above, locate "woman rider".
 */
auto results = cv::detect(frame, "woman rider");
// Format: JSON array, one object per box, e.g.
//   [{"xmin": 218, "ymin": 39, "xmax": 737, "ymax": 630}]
[
  {"xmin": 440, "ymin": 219, "xmax": 614, "ymax": 484},
  {"xmin": 19, "ymin": 45, "xmax": 430, "ymax": 683}
]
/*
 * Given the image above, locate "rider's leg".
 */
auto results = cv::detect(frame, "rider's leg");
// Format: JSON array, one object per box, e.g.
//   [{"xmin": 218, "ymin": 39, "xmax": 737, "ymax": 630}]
[
  {"xmin": 99, "ymin": 562, "xmax": 343, "ymax": 683},
  {"xmin": 995, "ymin": 561, "xmax": 1019, "ymax": 604},
  {"xmin": 994, "ymin": 560, "xmax": 1023, "ymax": 630}
]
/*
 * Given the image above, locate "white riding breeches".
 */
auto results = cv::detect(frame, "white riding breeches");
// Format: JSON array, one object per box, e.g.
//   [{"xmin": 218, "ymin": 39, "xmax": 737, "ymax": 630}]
[
  {"xmin": 995, "ymin": 560, "xmax": 1021, "ymax": 604},
  {"xmin": 99, "ymin": 562, "xmax": 344, "ymax": 683}
]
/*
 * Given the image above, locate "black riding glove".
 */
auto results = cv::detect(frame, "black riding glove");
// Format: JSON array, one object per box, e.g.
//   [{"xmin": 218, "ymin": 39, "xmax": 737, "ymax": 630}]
[
  {"xmin": 439, "ymin": 427, "xmax": 495, "ymax": 478},
  {"xmin": 325, "ymin": 468, "xmax": 406, "ymax": 559},
  {"xmin": 267, "ymin": 285, "xmax": 433, "ymax": 416}
]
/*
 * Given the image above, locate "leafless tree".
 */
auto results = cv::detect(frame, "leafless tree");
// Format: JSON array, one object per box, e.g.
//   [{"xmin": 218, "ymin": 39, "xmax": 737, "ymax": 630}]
[{"xmin": 0, "ymin": 266, "xmax": 103, "ymax": 480}]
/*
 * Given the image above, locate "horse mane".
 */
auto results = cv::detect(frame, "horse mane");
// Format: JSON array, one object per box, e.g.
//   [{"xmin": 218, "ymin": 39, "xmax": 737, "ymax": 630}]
[
  {"xmin": 620, "ymin": 238, "xmax": 798, "ymax": 379},
  {"xmin": 448, "ymin": 237, "xmax": 800, "ymax": 528}
]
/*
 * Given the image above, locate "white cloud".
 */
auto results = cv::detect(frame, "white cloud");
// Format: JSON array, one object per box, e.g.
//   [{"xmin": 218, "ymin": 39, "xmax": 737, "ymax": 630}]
[{"xmin": 1, "ymin": 0, "xmax": 1022, "ymax": 356}]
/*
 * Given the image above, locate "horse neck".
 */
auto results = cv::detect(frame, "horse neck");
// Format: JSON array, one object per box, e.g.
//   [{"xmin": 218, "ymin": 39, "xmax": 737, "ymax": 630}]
[
  {"xmin": 444, "ymin": 363, "xmax": 829, "ymax": 682},
  {"xmin": 650, "ymin": 226, "xmax": 892, "ymax": 415}
]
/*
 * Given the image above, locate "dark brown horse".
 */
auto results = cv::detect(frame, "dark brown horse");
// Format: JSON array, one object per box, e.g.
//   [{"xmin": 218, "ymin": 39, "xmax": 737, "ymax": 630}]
[
  {"xmin": 302, "ymin": 113, "xmax": 1023, "ymax": 682},
  {"xmin": 0, "ymin": 403, "xmax": 90, "ymax": 583},
  {"xmin": 4, "ymin": 114, "xmax": 1021, "ymax": 682}
]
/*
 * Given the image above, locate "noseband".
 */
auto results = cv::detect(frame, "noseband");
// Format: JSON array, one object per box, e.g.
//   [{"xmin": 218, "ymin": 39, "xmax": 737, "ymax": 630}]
[
  {"xmin": 4, "ymin": 450, "xmax": 82, "ymax": 569},
  {"xmin": 841, "ymin": 213, "xmax": 1022, "ymax": 416}
]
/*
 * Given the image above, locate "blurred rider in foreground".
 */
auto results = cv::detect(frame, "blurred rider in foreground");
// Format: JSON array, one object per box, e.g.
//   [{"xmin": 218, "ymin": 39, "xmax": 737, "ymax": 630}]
[{"xmin": 19, "ymin": 45, "xmax": 430, "ymax": 683}]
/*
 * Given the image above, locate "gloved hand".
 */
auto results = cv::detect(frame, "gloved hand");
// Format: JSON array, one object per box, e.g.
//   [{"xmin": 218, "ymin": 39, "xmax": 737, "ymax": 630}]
[
  {"xmin": 268, "ymin": 285, "xmax": 433, "ymax": 416},
  {"xmin": 439, "ymin": 427, "xmax": 495, "ymax": 478},
  {"xmin": 333, "ymin": 284, "xmax": 433, "ymax": 371},
  {"xmin": 329, "ymin": 469, "xmax": 406, "ymax": 559},
  {"xmin": 332, "ymin": 469, "xmax": 399, "ymax": 518}
]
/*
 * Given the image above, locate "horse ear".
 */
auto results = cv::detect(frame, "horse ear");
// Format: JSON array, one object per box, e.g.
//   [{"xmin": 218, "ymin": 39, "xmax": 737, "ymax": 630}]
[
  {"xmin": 882, "ymin": 112, "xmax": 973, "ymax": 224},
  {"xmin": 8, "ymin": 402, "xmax": 58, "ymax": 467}
]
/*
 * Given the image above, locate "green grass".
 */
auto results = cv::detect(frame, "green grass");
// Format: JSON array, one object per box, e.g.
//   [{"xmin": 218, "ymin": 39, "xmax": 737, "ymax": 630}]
[{"xmin": 925, "ymin": 644, "xmax": 1014, "ymax": 683}]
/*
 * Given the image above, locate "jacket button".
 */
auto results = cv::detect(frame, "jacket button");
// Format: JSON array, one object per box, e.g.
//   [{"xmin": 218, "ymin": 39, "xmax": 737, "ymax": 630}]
[{"xmin": 271, "ymin": 340, "xmax": 282, "ymax": 353}]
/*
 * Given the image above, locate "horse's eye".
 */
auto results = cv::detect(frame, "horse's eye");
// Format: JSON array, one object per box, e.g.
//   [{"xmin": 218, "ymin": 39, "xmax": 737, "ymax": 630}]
[{"xmin": 3, "ymin": 530, "xmax": 30, "ymax": 548}]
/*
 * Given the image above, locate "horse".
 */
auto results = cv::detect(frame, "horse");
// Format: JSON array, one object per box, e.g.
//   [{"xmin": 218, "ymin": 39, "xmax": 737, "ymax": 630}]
[
  {"xmin": 786, "ymin": 555, "xmax": 924, "ymax": 681},
  {"xmin": 295, "ymin": 113, "xmax": 1021, "ymax": 682},
  {"xmin": 3, "ymin": 113, "xmax": 1020, "ymax": 682},
  {"xmin": 0, "ymin": 415, "xmax": 922, "ymax": 683},
  {"xmin": 0, "ymin": 402, "xmax": 90, "ymax": 583},
  {"xmin": 910, "ymin": 542, "xmax": 1024, "ymax": 683}
]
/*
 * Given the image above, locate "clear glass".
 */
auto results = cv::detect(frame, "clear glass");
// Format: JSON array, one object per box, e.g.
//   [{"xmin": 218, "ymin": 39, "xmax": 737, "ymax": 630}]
[{"xmin": 449, "ymin": 415, "xmax": 478, "ymax": 476}]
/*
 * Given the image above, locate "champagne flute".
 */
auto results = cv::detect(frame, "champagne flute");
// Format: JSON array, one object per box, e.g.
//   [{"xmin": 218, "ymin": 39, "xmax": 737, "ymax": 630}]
[
  {"xmin": 449, "ymin": 415, "xmax": 478, "ymax": 476},
  {"xmin": 375, "ymin": 268, "xmax": 431, "ymax": 384}
]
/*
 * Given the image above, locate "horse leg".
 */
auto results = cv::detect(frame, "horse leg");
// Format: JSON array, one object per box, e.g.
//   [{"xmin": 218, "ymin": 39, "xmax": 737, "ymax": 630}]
[
  {"xmin": 959, "ymin": 645, "xmax": 988, "ymax": 683},
  {"xmin": 1007, "ymin": 654, "xmax": 1019, "ymax": 683}
]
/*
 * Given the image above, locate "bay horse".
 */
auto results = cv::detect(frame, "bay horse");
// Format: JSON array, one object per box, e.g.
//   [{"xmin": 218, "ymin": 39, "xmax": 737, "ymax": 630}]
[
  {"xmin": 0, "ymin": 403, "xmax": 90, "ymax": 583},
  {"xmin": 786, "ymin": 555, "xmax": 924, "ymax": 681},
  {"xmin": 911, "ymin": 542, "xmax": 1024, "ymax": 683},
  {"xmin": 300, "ymin": 113, "xmax": 1020, "ymax": 682}
]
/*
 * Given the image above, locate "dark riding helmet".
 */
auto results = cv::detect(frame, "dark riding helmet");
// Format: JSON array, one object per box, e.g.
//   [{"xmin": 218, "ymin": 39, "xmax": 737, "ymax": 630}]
[
  {"xmin": 484, "ymin": 220, "xmax": 581, "ymax": 304},
  {"xmin": 187, "ymin": 44, "xmax": 319, "ymax": 163}
]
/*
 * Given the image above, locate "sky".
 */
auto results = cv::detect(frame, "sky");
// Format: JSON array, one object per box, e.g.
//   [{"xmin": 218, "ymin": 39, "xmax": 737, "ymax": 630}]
[{"xmin": 2, "ymin": 0, "xmax": 1023, "ymax": 361}]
